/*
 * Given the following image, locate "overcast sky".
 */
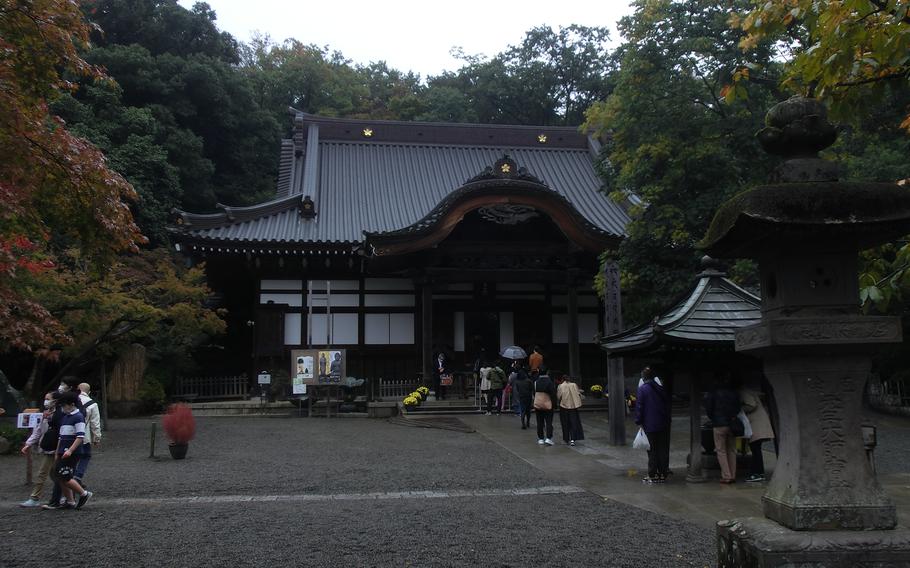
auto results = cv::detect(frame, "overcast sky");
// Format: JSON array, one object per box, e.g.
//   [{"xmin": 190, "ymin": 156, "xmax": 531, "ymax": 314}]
[{"xmin": 180, "ymin": 0, "xmax": 635, "ymax": 78}]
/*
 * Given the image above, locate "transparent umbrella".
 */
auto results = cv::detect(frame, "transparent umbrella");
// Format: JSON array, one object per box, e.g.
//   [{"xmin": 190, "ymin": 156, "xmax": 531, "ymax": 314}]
[{"xmin": 499, "ymin": 345, "xmax": 527, "ymax": 360}]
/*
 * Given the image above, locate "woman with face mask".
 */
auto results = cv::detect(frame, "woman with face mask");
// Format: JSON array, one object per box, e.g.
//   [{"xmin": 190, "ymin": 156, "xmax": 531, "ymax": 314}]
[{"xmin": 19, "ymin": 393, "xmax": 58, "ymax": 507}]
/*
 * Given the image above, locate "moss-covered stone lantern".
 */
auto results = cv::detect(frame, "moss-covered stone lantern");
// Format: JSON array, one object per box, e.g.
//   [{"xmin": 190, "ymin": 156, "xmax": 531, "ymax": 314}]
[{"xmin": 702, "ymin": 96, "xmax": 910, "ymax": 566}]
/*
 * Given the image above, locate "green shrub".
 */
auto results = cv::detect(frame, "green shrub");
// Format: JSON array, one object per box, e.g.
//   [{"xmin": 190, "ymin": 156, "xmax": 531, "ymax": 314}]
[
  {"xmin": 0, "ymin": 422, "xmax": 28, "ymax": 452},
  {"xmin": 137, "ymin": 378, "xmax": 167, "ymax": 413}
]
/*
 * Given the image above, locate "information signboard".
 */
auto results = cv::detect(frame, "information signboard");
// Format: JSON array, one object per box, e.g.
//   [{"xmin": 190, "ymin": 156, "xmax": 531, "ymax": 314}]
[{"xmin": 291, "ymin": 349, "xmax": 346, "ymax": 385}]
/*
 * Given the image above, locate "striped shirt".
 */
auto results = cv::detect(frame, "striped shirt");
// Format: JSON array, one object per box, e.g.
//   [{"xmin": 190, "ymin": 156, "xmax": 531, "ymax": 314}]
[{"xmin": 57, "ymin": 409, "xmax": 85, "ymax": 455}]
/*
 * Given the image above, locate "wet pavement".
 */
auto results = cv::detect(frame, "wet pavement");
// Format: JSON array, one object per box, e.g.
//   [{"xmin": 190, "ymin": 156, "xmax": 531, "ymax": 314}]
[{"xmin": 463, "ymin": 410, "xmax": 910, "ymax": 529}]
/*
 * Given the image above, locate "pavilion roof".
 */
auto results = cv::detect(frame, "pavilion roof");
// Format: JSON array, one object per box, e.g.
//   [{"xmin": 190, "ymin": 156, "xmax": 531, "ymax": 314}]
[
  {"xmin": 170, "ymin": 112, "xmax": 629, "ymax": 248},
  {"xmin": 601, "ymin": 265, "xmax": 761, "ymax": 356}
]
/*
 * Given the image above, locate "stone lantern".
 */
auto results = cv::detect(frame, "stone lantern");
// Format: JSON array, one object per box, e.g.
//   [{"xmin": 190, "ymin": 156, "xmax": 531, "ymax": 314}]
[{"xmin": 702, "ymin": 97, "xmax": 910, "ymax": 566}]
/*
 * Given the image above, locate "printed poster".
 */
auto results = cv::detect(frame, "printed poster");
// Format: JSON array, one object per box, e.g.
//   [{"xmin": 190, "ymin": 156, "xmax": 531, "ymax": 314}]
[{"xmin": 291, "ymin": 349, "xmax": 345, "ymax": 385}]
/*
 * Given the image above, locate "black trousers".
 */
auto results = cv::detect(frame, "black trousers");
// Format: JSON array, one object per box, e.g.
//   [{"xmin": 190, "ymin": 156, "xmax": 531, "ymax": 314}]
[
  {"xmin": 559, "ymin": 408, "xmax": 585, "ymax": 443},
  {"xmin": 519, "ymin": 396, "xmax": 532, "ymax": 427},
  {"xmin": 433, "ymin": 376, "xmax": 446, "ymax": 399},
  {"xmin": 486, "ymin": 389, "xmax": 502, "ymax": 413},
  {"xmin": 645, "ymin": 429, "xmax": 671, "ymax": 477},
  {"xmin": 536, "ymin": 409, "xmax": 554, "ymax": 440},
  {"xmin": 749, "ymin": 439, "xmax": 766, "ymax": 476}
]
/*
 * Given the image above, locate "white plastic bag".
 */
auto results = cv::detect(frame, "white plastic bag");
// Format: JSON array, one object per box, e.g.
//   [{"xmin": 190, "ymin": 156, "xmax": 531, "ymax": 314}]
[
  {"xmin": 633, "ymin": 428, "xmax": 650, "ymax": 451},
  {"xmin": 737, "ymin": 410, "xmax": 753, "ymax": 439}
]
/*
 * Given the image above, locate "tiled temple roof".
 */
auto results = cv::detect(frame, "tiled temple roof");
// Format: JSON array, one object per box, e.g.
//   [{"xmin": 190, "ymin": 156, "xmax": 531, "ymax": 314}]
[
  {"xmin": 601, "ymin": 265, "xmax": 761, "ymax": 355},
  {"xmin": 171, "ymin": 113, "xmax": 630, "ymax": 248}
]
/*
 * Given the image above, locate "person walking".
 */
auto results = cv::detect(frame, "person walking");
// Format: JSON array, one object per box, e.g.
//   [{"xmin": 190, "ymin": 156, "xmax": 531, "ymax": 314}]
[
  {"xmin": 513, "ymin": 368, "xmax": 535, "ymax": 429},
  {"xmin": 47, "ymin": 391, "xmax": 92, "ymax": 509},
  {"xmin": 75, "ymin": 383, "xmax": 102, "ymax": 489},
  {"xmin": 635, "ymin": 366, "xmax": 671, "ymax": 483},
  {"xmin": 508, "ymin": 360, "xmax": 528, "ymax": 415},
  {"xmin": 533, "ymin": 367, "xmax": 557, "ymax": 445},
  {"xmin": 704, "ymin": 372, "xmax": 742, "ymax": 484},
  {"xmin": 19, "ymin": 393, "xmax": 57, "ymax": 507},
  {"xmin": 557, "ymin": 375, "xmax": 585, "ymax": 446},
  {"xmin": 486, "ymin": 363, "xmax": 506, "ymax": 415},
  {"xmin": 740, "ymin": 385, "xmax": 774, "ymax": 482}
]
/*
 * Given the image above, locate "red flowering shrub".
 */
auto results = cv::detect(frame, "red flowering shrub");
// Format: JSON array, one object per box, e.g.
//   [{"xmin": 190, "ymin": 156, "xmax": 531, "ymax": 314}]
[{"xmin": 161, "ymin": 403, "xmax": 196, "ymax": 444}]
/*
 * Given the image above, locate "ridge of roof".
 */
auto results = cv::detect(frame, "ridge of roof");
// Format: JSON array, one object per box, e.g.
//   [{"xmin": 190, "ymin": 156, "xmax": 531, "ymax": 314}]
[{"xmin": 291, "ymin": 109, "xmax": 594, "ymax": 150}]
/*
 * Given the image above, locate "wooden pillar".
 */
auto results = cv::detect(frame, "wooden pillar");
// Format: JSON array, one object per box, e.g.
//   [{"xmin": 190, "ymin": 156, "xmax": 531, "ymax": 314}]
[
  {"xmin": 567, "ymin": 276, "xmax": 580, "ymax": 379},
  {"xmin": 603, "ymin": 260, "xmax": 626, "ymax": 446},
  {"xmin": 686, "ymin": 370, "xmax": 707, "ymax": 482},
  {"xmin": 421, "ymin": 281, "xmax": 433, "ymax": 387}
]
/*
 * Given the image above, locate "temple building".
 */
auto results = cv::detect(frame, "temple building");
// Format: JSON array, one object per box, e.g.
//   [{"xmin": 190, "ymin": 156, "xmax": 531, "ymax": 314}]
[{"xmin": 170, "ymin": 111, "xmax": 630, "ymax": 385}]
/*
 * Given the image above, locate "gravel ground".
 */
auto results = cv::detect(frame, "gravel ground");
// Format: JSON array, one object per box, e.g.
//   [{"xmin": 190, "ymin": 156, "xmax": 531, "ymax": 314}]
[{"xmin": 0, "ymin": 417, "xmax": 715, "ymax": 567}]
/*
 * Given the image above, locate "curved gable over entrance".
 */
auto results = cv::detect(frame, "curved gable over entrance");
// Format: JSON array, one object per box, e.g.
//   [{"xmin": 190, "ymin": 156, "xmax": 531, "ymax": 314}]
[{"xmin": 365, "ymin": 154, "xmax": 621, "ymax": 256}]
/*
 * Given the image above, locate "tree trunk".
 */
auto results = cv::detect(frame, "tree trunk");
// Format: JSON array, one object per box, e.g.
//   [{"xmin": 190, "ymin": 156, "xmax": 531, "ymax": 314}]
[{"xmin": 108, "ymin": 344, "xmax": 147, "ymax": 402}]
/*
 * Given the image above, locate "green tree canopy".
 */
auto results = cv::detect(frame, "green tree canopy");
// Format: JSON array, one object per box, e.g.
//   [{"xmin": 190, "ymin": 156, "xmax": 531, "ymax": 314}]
[{"xmin": 584, "ymin": 0, "xmax": 781, "ymax": 324}]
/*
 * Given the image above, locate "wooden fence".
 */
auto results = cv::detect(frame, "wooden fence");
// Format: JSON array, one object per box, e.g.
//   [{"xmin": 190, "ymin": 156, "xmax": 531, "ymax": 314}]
[
  {"xmin": 173, "ymin": 375, "xmax": 249, "ymax": 401},
  {"xmin": 376, "ymin": 378, "xmax": 419, "ymax": 400}
]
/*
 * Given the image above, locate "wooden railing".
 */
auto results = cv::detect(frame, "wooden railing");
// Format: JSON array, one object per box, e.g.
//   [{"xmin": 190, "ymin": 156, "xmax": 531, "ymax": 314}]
[
  {"xmin": 173, "ymin": 375, "xmax": 249, "ymax": 401},
  {"xmin": 376, "ymin": 378, "xmax": 419, "ymax": 400}
]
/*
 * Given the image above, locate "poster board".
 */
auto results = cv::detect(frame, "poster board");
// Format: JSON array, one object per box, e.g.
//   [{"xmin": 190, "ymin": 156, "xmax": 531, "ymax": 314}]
[
  {"xmin": 17, "ymin": 412, "xmax": 42, "ymax": 429},
  {"xmin": 291, "ymin": 348, "xmax": 346, "ymax": 386}
]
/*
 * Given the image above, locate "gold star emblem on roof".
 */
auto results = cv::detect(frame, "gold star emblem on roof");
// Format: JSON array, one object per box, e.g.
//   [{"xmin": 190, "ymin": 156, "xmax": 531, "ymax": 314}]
[
  {"xmin": 501, "ymin": 163, "xmax": 511, "ymax": 173},
  {"xmin": 538, "ymin": 134, "xmax": 548, "ymax": 143},
  {"xmin": 362, "ymin": 128, "xmax": 373, "ymax": 137}
]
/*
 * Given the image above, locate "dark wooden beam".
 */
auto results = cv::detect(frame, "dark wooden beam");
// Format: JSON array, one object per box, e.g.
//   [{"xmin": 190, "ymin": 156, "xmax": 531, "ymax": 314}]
[
  {"xmin": 567, "ymin": 274, "xmax": 580, "ymax": 379},
  {"xmin": 425, "ymin": 268, "xmax": 580, "ymax": 284}
]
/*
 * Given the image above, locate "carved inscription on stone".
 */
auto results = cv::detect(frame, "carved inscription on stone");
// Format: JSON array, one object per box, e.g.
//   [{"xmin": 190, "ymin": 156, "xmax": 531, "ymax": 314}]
[
  {"xmin": 603, "ymin": 261, "xmax": 622, "ymax": 334},
  {"xmin": 777, "ymin": 320, "xmax": 900, "ymax": 344},
  {"xmin": 807, "ymin": 376, "xmax": 856, "ymax": 490},
  {"xmin": 735, "ymin": 325, "xmax": 770, "ymax": 350}
]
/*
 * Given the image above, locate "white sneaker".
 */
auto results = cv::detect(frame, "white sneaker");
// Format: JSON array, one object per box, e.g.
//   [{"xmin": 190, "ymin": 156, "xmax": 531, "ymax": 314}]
[
  {"xmin": 19, "ymin": 498, "xmax": 41, "ymax": 508},
  {"xmin": 537, "ymin": 439, "xmax": 545, "ymax": 445},
  {"xmin": 544, "ymin": 438, "xmax": 554, "ymax": 446}
]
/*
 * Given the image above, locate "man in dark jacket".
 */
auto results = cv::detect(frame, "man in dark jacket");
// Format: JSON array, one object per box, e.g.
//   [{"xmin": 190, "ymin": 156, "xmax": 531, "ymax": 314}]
[
  {"xmin": 635, "ymin": 366, "xmax": 671, "ymax": 483},
  {"xmin": 513, "ymin": 368, "xmax": 534, "ymax": 429}
]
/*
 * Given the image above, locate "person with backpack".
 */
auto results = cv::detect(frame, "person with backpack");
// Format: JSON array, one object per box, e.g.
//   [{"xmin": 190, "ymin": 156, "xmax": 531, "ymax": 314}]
[
  {"xmin": 43, "ymin": 377, "xmax": 87, "ymax": 509},
  {"xmin": 46, "ymin": 390, "xmax": 92, "ymax": 510},
  {"xmin": 18, "ymin": 392, "xmax": 58, "ymax": 507},
  {"xmin": 635, "ymin": 366, "xmax": 672, "ymax": 483},
  {"xmin": 75, "ymin": 383, "xmax": 102, "ymax": 488},
  {"xmin": 485, "ymin": 363, "xmax": 506, "ymax": 415}
]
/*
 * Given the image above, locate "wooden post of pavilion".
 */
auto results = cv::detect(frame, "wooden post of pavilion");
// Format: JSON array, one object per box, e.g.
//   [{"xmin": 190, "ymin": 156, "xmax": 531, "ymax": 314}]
[
  {"xmin": 566, "ymin": 272, "xmax": 581, "ymax": 380},
  {"xmin": 686, "ymin": 369, "xmax": 706, "ymax": 482},
  {"xmin": 603, "ymin": 261, "xmax": 626, "ymax": 446},
  {"xmin": 420, "ymin": 280, "xmax": 433, "ymax": 389}
]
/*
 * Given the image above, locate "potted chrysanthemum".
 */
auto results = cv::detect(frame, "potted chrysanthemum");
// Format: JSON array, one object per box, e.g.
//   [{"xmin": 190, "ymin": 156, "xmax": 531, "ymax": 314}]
[{"xmin": 590, "ymin": 384, "xmax": 604, "ymax": 398}]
